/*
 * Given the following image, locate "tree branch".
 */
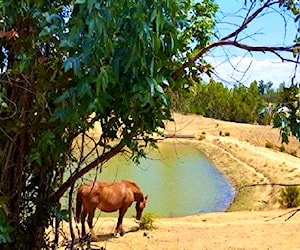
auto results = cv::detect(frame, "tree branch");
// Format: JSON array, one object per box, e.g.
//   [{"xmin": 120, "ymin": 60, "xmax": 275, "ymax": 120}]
[
  {"xmin": 172, "ymin": 40, "xmax": 298, "ymax": 80},
  {"xmin": 0, "ymin": 29, "xmax": 19, "ymax": 40},
  {"xmin": 53, "ymin": 140, "xmax": 125, "ymax": 200},
  {"xmin": 266, "ymin": 208, "xmax": 300, "ymax": 222},
  {"xmin": 221, "ymin": 0, "xmax": 279, "ymax": 41},
  {"xmin": 172, "ymin": 0, "xmax": 297, "ymax": 81}
]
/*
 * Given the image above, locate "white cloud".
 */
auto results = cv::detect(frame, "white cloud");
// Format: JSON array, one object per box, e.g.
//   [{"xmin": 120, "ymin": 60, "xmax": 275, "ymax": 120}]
[{"xmin": 205, "ymin": 56, "xmax": 299, "ymax": 88}]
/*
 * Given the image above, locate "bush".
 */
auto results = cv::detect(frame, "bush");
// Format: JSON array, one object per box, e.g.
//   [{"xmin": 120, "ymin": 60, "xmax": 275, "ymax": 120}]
[
  {"xmin": 279, "ymin": 145, "xmax": 286, "ymax": 152},
  {"xmin": 197, "ymin": 134, "xmax": 206, "ymax": 140},
  {"xmin": 265, "ymin": 141, "xmax": 273, "ymax": 149},
  {"xmin": 139, "ymin": 212, "xmax": 157, "ymax": 230},
  {"xmin": 0, "ymin": 206, "xmax": 15, "ymax": 244},
  {"xmin": 224, "ymin": 131, "xmax": 230, "ymax": 136},
  {"xmin": 279, "ymin": 186, "xmax": 300, "ymax": 208},
  {"xmin": 290, "ymin": 150, "xmax": 297, "ymax": 157}
]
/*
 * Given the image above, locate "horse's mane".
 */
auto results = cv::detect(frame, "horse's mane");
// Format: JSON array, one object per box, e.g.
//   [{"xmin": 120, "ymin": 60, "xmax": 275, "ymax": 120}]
[{"xmin": 122, "ymin": 180, "xmax": 141, "ymax": 192}]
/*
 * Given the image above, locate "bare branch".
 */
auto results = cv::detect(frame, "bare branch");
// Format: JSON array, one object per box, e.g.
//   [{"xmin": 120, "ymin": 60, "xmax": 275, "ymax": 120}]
[
  {"xmin": 240, "ymin": 183, "xmax": 300, "ymax": 189},
  {"xmin": 291, "ymin": 53, "xmax": 300, "ymax": 84},
  {"xmin": 265, "ymin": 208, "xmax": 300, "ymax": 222},
  {"xmin": 172, "ymin": 39, "xmax": 298, "ymax": 80},
  {"xmin": 221, "ymin": 1, "xmax": 279, "ymax": 41},
  {"xmin": 0, "ymin": 29, "xmax": 19, "ymax": 40},
  {"xmin": 172, "ymin": 0, "xmax": 299, "ymax": 82}
]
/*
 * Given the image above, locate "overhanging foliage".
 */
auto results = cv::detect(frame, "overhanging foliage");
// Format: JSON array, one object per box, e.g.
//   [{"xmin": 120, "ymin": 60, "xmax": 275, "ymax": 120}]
[{"xmin": 0, "ymin": 0, "xmax": 299, "ymax": 248}]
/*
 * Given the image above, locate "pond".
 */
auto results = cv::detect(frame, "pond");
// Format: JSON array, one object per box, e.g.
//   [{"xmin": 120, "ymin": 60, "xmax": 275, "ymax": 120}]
[{"xmin": 84, "ymin": 141, "xmax": 235, "ymax": 218}]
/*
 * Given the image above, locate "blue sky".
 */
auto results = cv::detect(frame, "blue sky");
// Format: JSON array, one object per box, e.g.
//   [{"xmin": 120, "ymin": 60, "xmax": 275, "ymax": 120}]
[{"xmin": 204, "ymin": 0, "xmax": 300, "ymax": 88}]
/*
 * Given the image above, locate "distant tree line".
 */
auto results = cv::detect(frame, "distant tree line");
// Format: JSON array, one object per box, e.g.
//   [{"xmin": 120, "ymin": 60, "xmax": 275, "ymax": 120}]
[{"xmin": 170, "ymin": 79, "xmax": 289, "ymax": 125}]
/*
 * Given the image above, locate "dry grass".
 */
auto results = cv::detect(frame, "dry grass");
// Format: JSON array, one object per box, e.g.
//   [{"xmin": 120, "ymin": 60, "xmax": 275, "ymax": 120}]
[{"xmin": 59, "ymin": 113, "xmax": 300, "ymax": 250}]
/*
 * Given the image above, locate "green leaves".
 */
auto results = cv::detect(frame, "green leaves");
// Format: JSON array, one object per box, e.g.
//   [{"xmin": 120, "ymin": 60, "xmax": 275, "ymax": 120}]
[
  {"xmin": 96, "ymin": 65, "xmax": 116, "ymax": 94},
  {"xmin": 0, "ymin": 200, "xmax": 15, "ymax": 244},
  {"xmin": 57, "ymin": 0, "xmax": 198, "ymax": 133},
  {"xmin": 280, "ymin": 0, "xmax": 300, "ymax": 22},
  {"xmin": 52, "ymin": 207, "xmax": 69, "ymax": 223},
  {"xmin": 171, "ymin": 79, "xmax": 269, "ymax": 123},
  {"xmin": 63, "ymin": 56, "xmax": 81, "ymax": 75},
  {"xmin": 0, "ymin": 1, "xmax": 218, "ymax": 246},
  {"xmin": 75, "ymin": 0, "xmax": 86, "ymax": 4},
  {"xmin": 272, "ymin": 85, "xmax": 300, "ymax": 144}
]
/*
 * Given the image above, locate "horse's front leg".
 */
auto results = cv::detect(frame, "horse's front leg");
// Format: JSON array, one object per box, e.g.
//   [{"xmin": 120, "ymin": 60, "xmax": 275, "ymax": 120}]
[{"xmin": 115, "ymin": 207, "xmax": 128, "ymax": 237}]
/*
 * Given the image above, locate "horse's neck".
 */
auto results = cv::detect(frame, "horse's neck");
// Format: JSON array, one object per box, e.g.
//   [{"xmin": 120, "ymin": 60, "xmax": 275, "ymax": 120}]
[{"xmin": 133, "ymin": 191, "xmax": 144, "ymax": 202}]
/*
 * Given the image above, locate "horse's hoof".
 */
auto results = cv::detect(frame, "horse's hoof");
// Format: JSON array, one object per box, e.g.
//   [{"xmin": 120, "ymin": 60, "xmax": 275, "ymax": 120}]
[
  {"xmin": 81, "ymin": 234, "xmax": 88, "ymax": 240},
  {"xmin": 114, "ymin": 232, "xmax": 120, "ymax": 238},
  {"xmin": 129, "ymin": 226, "xmax": 139, "ymax": 232}
]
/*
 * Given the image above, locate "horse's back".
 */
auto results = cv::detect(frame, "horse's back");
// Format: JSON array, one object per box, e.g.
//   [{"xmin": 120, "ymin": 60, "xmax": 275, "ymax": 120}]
[
  {"xmin": 78, "ymin": 180, "xmax": 141, "ymax": 196},
  {"xmin": 121, "ymin": 180, "xmax": 139, "ymax": 188}
]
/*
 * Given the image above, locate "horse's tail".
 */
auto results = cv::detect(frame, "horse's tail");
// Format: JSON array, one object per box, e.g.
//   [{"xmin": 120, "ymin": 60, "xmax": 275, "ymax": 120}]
[{"xmin": 75, "ymin": 188, "xmax": 82, "ymax": 223}]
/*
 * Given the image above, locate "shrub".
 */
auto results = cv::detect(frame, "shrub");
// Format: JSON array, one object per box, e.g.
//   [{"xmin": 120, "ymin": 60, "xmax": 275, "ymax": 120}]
[
  {"xmin": 197, "ymin": 134, "xmax": 206, "ymax": 141},
  {"xmin": 265, "ymin": 141, "xmax": 273, "ymax": 149},
  {"xmin": 0, "ymin": 206, "xmax": 15, "ymax": 244},
  {"xmin": 279, "ymin": 145, "xmax": 286, "ymax": 152},
  {"xmin": 139, "ymin": 212, "xmax": 157, "ymax": 230},
  {"xmin": 279, "ymin": 186, "xmax": 300, "ymax": 208},
  {"xmin": 291, "ymin": 150, "xmax": 297, "ymax": 157},
  {"xmin": 219, "ymin": 131, "xmax": 222, "ymax": 136},
  {"xmin": 224, "ymin": 131, "xmax": 230, "ymax": 136}
]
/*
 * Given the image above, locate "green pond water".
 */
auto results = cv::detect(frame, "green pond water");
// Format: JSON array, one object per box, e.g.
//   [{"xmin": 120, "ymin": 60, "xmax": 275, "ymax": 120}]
[{"xmin": 81, "ymin": 141, "xmax": 235, "ymax": 218}]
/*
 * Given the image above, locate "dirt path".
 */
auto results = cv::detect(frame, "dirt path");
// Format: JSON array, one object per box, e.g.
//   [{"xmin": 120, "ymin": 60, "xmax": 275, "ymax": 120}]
[{"xmin": 62, "ymin": 210, "xmax": 300, "ymax": 250}]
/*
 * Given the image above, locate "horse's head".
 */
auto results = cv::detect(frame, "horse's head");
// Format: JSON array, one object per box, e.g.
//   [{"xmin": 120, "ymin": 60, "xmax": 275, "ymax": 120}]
[{"xmin": 135, "ymin": 195, "xmax": 148, "ymax": 221}]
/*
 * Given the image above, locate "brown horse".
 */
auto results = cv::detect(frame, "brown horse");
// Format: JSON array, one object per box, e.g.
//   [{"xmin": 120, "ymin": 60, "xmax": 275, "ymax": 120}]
[{"xmin": 75, "ymin": 180, "xmax": 148, "ymax": 237}]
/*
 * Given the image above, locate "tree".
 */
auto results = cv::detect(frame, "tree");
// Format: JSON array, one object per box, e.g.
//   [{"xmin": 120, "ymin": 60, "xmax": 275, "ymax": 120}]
[
  {"xmin": 200, "ymin": 80, "xmax": 231, "ymax": 120},
  {"xmin": 0, "ymin": 0, "xmax": 299, "ymax": 249},
  {"xmin": 230, "ymin": 84, "xmax": 252, "ymax": 123},
  {"xmin": 0, "ymin": 0, "xmax": 218, "ymax": 248},
  {"xmin": 177, "ymin": 80, "xmax": 267, "ymax": 124}
]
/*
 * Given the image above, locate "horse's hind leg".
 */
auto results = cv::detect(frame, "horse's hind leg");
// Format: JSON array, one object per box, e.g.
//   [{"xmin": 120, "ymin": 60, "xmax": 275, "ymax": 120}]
[
  {"xmin": 87, "ymin": 209, "xmax": 96, "ymax": 238},
  {"xmin": 80, "ymin": 210, "xmax": 87, "ymax": 237}
]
